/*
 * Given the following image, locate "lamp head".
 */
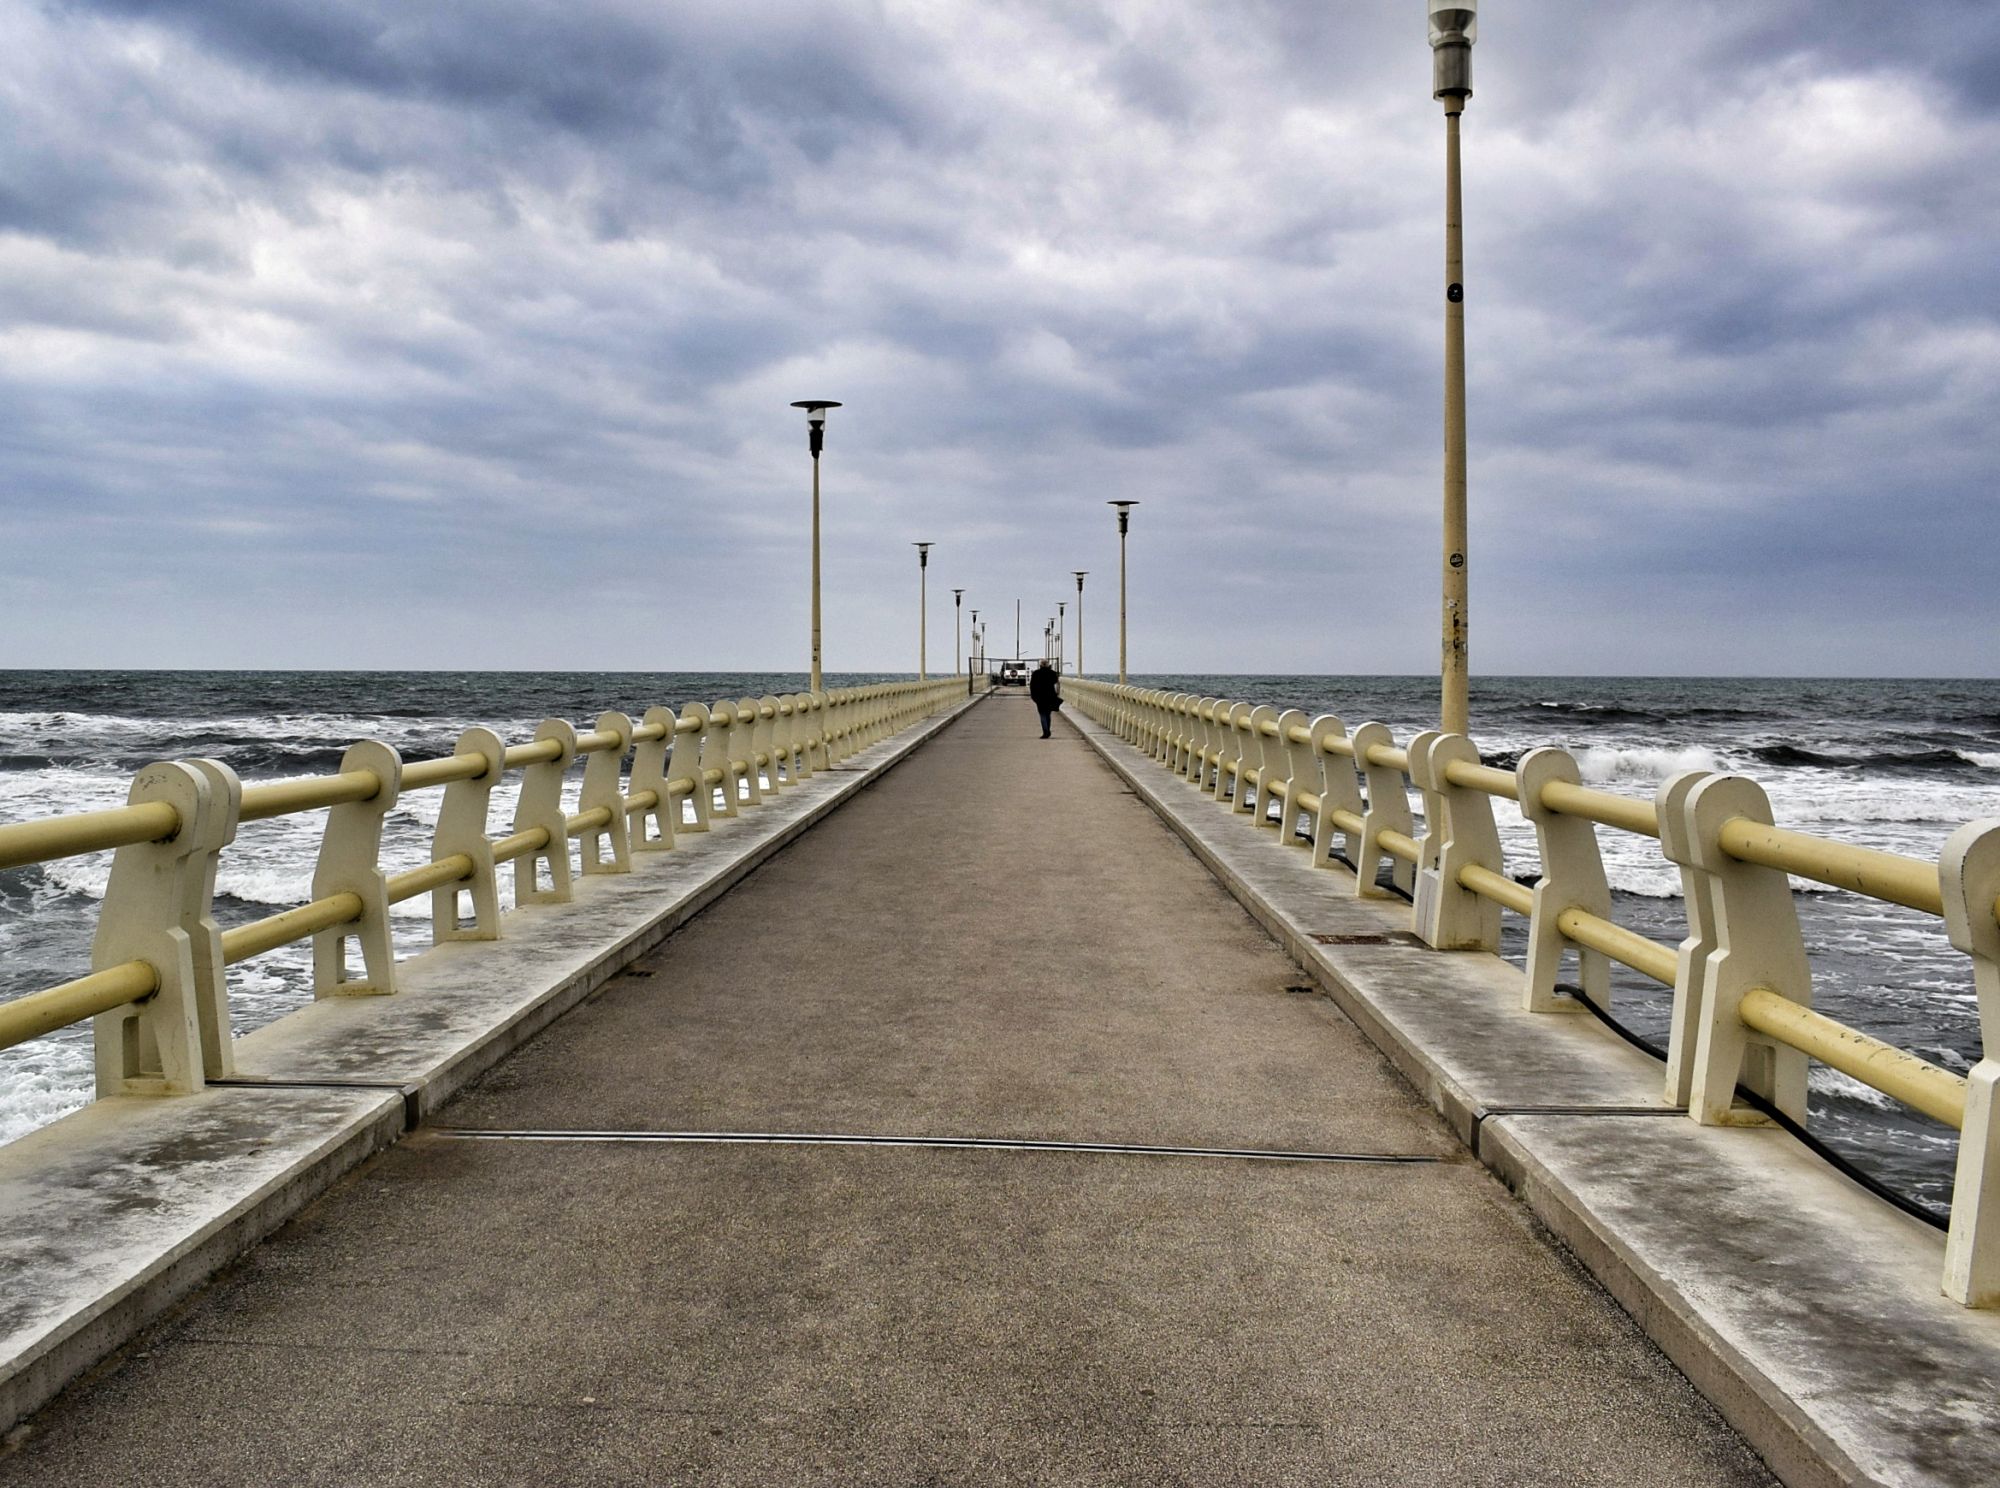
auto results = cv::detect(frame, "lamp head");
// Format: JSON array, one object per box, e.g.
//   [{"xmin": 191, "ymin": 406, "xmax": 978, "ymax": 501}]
[
  {"xmin": 1107, "ymin": 499, "xmax": 1138, "ymax": 534},
  {"xmin": 1429, "ymin": 1, "xmax": 1476, "ymax": 103},
  {"xmin": 1073, "ymin": 570, "xmax": 1087, "ymax": 589},
  {"xmin": 913, "ymin": 541, "xmax": 932, "ymax": 568},
  {"xmin": 791, "ymin": 399, "xmax": 841, "ymax": 457}
]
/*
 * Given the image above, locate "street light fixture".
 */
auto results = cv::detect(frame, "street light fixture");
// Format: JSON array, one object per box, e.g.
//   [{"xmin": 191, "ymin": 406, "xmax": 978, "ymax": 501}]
[
  {"xmin": 1072, "ymin": 571, "xmax": 1087, "ymax": 676},
  {"xmin": 1057, "ymin": 600, "xmax": 1066, "ymax": 673},
  {"xmin": 1429, "ymin": 0, "xmax": 1476, "ymax": 735},
  {"xmin": 790, "ymin": 400, "xmax": 842, "ymax": 693},
  {"xmin": 1107, "ymin": 501, "xmax": 1138, "ymax": 685},
  {"xmin": 912, "ymin": 542, "xmax": 933, "ymax": 680},
  {"xmin": 952, "ymin": 588, "xmax": 965, "ymax": 675}
]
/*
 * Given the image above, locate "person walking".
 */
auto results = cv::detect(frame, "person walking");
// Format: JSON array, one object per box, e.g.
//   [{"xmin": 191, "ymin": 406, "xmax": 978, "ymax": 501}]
[{"xmin": 1029, "ymin": 660, "xmax": 1062, "ymax": 738}]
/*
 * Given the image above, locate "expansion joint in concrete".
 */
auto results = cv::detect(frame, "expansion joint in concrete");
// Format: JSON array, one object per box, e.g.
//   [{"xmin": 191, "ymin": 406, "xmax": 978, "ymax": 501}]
[{"xmin": 427, "ymin": 1127, "xmax": 1456, "ymax": 1167}]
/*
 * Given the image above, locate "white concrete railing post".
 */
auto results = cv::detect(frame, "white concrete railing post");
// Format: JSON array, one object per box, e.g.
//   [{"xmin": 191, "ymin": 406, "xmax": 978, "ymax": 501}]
[
  {"xmin": 734, "ymin": 697, "xmax": 766, "ymax": 806},
  {"xmin": 1352, "ymin": 722, "xmax": 1417, "ymax": 899},
  {"xmin": 702, "ymin": 703, "xmax": 741, "ymax": 818},
  {"xmin": 1197, "ymin": 699, "xmax": 1224, "ymax": 790},
  {"xmin": 311, "ymin": 739, "xmax": 403, "ymax": 997},
  {"xmin": 1245, "ymin": 705, "xmax": 1281, "ymax": 829},
  {"xmin": 1661, "ymin": 774, "xmax": 1811, "ymax": 1126},
  {"xmin": 1942, "ymin": 820, "xmax": 2000, "ymax": 1306},
  {"xmin": 578, "ymin": 711, "xmax": 634, "ymax": 875},
  {"xmin": 767, "ymin": 695, "xmax": 798, "ymax": 785},
  {"xmin": 1163, "ymin": 695, "xmax": 1188, "ymax": 773},
  {"xmin": 1274, "ymin": 708, "xmax": 1314, "ymax": 849},
  {"xmin": 677, "ymin": 706, "xmax": 715, "ymax": 831},
  {"xmin": 1655, "ymin": 769, "xmax": 1720, "ymax": 1105},
  {"xmin": 1213, "ymin": 702, "xmax": 1244, "ymax": 805},
  {"xmin": 91, "ymin": 759, "xmax": 240, "ymax": 1096},
  {"xmin": 629, "ymin": 707, "xmax": 680, "ymax": 852},
  {"xmin": 1411, "ymin": 733, "xmax": 1503, "ymax": 951},
  {"xmin": 1515, "ymin": 747, "xmax": 1613, "ymax": 1013},
  {"xmin": 431, "ymin": 728, "xmax": 504, "ymax": 942},
  {"xmin": 513, "ymin": 718, "xmax": 579, "ymax": 906},
  {"xmin": 1308, "ymin": 715, "xmax": 1364, "ymax": 873}
]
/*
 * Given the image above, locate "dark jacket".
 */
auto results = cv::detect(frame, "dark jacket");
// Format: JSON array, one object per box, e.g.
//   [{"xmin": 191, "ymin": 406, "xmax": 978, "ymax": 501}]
[{"xmin": 1029, "ymin": 665, "xmax": 1061, "ymax": 708}]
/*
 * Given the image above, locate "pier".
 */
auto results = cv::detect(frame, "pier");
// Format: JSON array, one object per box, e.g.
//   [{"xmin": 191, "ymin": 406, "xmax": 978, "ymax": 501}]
[{"xmin": 4, "ymin": 687, "xmax": 2000, "ymax": 1485}]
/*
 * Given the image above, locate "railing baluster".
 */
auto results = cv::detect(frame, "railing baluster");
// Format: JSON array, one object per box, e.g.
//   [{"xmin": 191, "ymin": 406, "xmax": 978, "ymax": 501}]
[
  {"xmin": 311, "ymin": 739, "xmax": 402, "ymax": 997},
  {"xmin": 513, "ymin": 719, "xmax": 579, "ymax": 906},
  {"xmin": 1663, "ymin": 774, "xmax": 1812, "ymax": 1125},
  {"xmin": 90, "ymin": 760, "xmax": 239, "ymax": 1096}
]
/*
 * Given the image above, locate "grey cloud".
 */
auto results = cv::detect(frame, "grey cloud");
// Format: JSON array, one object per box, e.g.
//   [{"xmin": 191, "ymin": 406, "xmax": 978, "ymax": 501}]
[{"xmin": 0, "ymin": 1, "xmax": 1994, "ymax": 675}]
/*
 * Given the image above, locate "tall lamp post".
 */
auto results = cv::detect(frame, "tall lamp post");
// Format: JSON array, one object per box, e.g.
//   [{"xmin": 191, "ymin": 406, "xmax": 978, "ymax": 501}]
[
  {"xmin": 1107, "ymin": 501, "xmax": 1138, "ymax": 684},
  {"xmin": 912, "ymin": 543, "xmax": 933, "ymax": 679},
  {"xmin": 790, "ymin": 400, "xmax": 842, "ymax": 693},
  {"xmin": 1057, "ymin": 601, "xmax": 1066, "ymax": 672},
  {"xmin": 969, "ymin": 610, "xmax": 980, "ymax": 674},
  {"xmin": 1072, "ymin": 571, "xmax": 1087, "ymax": 676},
  {"xmin": 1430, "ymin": 1, "xmax": 1477, "ymax": 735},
  {"xmin": 952, "ymin": 588, "xmax": 965, "ymax": 674}
]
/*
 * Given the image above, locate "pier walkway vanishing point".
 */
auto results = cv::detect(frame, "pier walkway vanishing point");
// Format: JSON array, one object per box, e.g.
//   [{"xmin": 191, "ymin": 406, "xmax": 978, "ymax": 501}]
[{"xmin": 1, "ymin": 694, "xmax": 1781, "ymax": 1487}]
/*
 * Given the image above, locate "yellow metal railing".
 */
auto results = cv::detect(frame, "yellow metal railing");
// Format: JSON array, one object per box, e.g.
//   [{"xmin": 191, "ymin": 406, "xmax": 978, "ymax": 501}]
[
  {"xmin": 1063, "ymin": 676, "xmax": 2000, "ymax": 1305},
  {"xmin": 0, "ymin": 678, "xmax": 966, "ymax": 1064}
]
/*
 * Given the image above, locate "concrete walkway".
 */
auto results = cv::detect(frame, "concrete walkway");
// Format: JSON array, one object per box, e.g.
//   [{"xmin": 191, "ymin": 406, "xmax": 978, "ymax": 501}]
[{"xmin": 0, "ymin": 696, "xmax": 1774, "ymax": 1486}]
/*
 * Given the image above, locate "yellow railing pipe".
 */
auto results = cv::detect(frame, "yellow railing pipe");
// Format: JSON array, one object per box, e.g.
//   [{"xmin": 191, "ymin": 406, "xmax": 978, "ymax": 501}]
[
  {"xmin": 0, "ymin": 961, "xmax": 159, "ymax": 1052},
  {"xmin": 1739, "ymin": 987, "xmax": 1966, "ymax": 1130},
  {"xmin": 400, "ymin": 753, "xmax": 490, "ymax": 790},
  {"xmin": 1552, "ymin": 906, "xmax": 1678, "ymax": 986},
  {"xmin": 1457, "ymin": 863, "xmax": 1534, "ymax": 916},
  {"xmin": 239, "ymin": 770, "xmax": 381, "ymax": 823},
  {"xmin": 492, "ymin": 827, "xmax": 551, "ymax": 864},
  {"xmin": 1719, "ymin": 819, "xmax": 1943, "ymax": 916},
  {"xmin": 1539, "ymin": 779, "xmax": 1660, "ymax": 838},
  {"xmin": 502, "ymin": 738, "xmax": 566, "ymax": 769},
  {"xmin": 1442, "ymin": 759, "xmax": 1519, "ymax": 802},
  {"xmin": 1379, "ymin": 828, "xmax": 1420, "ymax": 864},
  {"xmin": 220, "ymin": 892, "xmax": 365, "ymax": 965},
  {"xmin": 0, "ymin": 801, "xmax": 182, "ymax": 871},
  {"xmin": 385, "ymin": 854, "xmax": 475, "ymax": 904}
]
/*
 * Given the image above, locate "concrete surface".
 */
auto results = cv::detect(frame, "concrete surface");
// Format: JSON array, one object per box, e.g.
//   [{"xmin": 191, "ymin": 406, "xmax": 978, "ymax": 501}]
[
  {"xmin": 1, "ymin": 695, "xmax": 1775, "ymax": 1486},
  {"xmin": 0, "ymin": 696, "xmax": 968, "ymax": 1437},
  {"xmin": 0, "ymin": 1086, "xmax": 403, "ymax": 1433},
  {"xmin": 1066, "ymin": 697, "xmax": 2000, "ymax": 1487},
  {"xmin": 231, "ymin": 696, "xmax": 974, "ymax": 1119}
]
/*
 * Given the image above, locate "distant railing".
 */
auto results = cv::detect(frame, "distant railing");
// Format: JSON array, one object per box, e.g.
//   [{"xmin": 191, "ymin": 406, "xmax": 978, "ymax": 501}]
[
  {"xmin": 0, "ymin": 680, "xmax": 963, "ymax": 1099},
  {"xmin": 1065, "ymin": 677, "xmax": 2000, "ymax": 1310}
]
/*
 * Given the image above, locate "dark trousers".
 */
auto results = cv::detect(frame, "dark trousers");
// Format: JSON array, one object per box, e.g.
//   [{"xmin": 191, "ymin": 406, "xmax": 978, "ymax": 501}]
[{"xmin": 1036, "ymin": 705, "xmax": 1053, "ymax": 737}]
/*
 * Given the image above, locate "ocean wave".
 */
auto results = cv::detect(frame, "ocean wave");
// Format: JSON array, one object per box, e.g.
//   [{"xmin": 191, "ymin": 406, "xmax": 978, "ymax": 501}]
[
  {"xmin": 1575, "ymin": 745, "xmax": 1723, "ymax": 783},
  {"xmin": 1961, "ymin": 751, "xmax": 2000, "ymax": 770},
  {"xmin": 1752, "ymin": 743, "xmax": 1981, "ymax": 775}
]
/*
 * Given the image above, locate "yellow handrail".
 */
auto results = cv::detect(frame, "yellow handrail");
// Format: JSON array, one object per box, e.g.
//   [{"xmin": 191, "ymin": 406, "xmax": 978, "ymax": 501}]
[
  {"xmin": 401, "ymin": 753, "xmax": 489, "ymax": 790},
  {"xmin": 1739, "ymin": 987, "xmax": 1966, "ymax": 1130},
  {"xmin": 1457, "ymin": 863, "xmax": 1534, "ymax": 916},
  {"xmin": 1718, "ymin": 818, "xmax": 1943, "ymax": 916},
  {"xmin": 0, "ymin": 801, "xmax": 182, "ymax": 871},
  {"xmin": 1552, "ymin": 906, "xmax": 1678, "ymax": 986},
  {"xmin": 0, "ymin": 961, "xmax": 159, "ymax": 1052},
  {"xmin": 1442, "ymin": 759, "xmax": 1519, "ymax": 802},
  {"xmin": 1379, "ymin": 828, "xmax": 1420, "ymax": 864},
  {"xmin": 1539, "ymin": 779, "xmax": 1660, "ymax": 838},
  {"xmin": 220, "ymin": 893, "xmax": 364, "ymax": 965},
  {"xmin": 385, "ymin": 854, "xmax": 474, "ymax": 904},
  {"xmin": 239, "ymin": 770, "xmax": 381, "ymax": 822}
]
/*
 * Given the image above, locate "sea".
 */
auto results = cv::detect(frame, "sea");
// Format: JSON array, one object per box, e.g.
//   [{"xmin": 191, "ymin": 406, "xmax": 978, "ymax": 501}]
[{"xmin": 3, "ymin": 670, "xmax": 1998, "ymax": 1221}]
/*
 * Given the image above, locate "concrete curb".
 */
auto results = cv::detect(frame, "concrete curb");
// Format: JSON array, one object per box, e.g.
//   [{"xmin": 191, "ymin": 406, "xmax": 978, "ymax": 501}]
[
  {"xmin": 0, "ymin": 693, "xmax": 981, "ymax": 1435},
  {"xmin": 1064, "ymin": 705, "xmax": 2000, "ymax": 1488}
]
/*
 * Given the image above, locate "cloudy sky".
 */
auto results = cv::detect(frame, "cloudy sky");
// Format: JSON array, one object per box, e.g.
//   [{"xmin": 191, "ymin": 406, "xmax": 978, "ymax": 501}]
[{"xmin": 1, "ymin": 1, "xmax": 1994, "ymax": 677}]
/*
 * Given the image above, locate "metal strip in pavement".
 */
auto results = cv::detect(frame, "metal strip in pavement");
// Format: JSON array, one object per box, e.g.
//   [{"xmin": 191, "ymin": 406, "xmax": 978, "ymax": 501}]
[{"xmin": 428, "ymin": 1128, "xmax": 1450, "ymax": 1165}]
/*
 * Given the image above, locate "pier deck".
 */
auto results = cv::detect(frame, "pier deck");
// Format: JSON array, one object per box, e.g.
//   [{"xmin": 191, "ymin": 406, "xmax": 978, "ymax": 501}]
[{"xmin": 0, "ymin": 697, "xmax": 1772, "ymax": 1485}]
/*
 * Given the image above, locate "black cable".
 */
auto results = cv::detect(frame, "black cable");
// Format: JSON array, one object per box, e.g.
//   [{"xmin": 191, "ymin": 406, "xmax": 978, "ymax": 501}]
[{"xmin": 1558, "ymin": 985, "xmax": 1948, "ymax": 1232}]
